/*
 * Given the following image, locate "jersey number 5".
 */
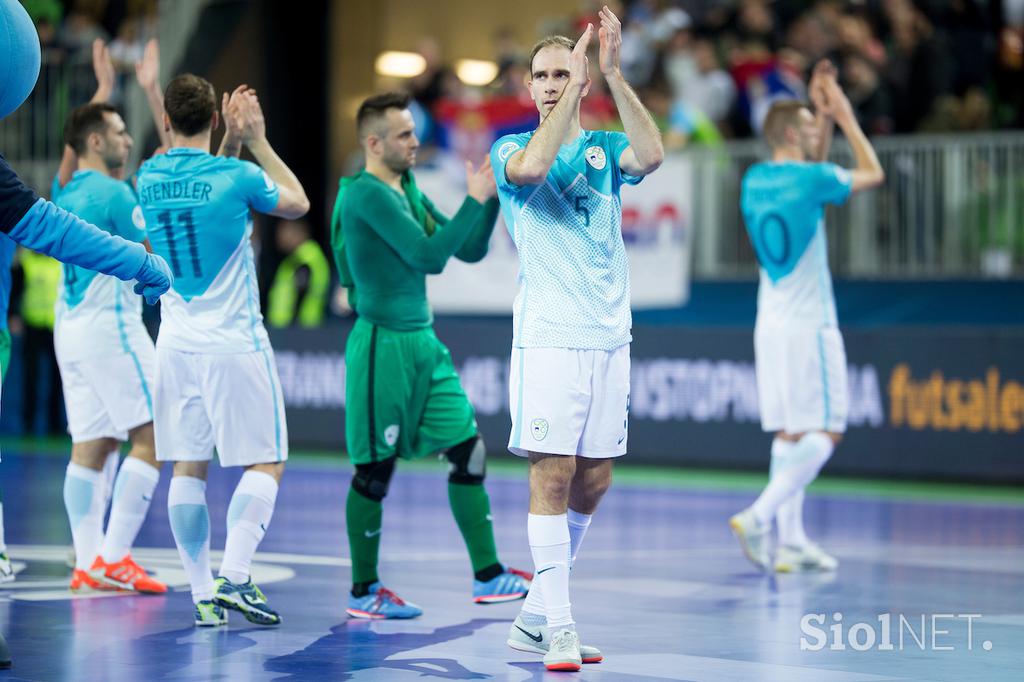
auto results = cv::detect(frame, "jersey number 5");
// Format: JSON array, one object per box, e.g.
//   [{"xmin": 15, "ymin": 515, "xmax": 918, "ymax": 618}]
[
  {"xmin": 574, "ymin": 195, "xmax": 590, "ymax": 227},
  {"xmin": 156, "ymin": 209, "xmax": 202, "ymax": 278}
]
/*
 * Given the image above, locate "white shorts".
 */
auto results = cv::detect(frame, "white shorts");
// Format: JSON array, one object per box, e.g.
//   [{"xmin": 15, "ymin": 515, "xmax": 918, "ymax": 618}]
[
  {"xmin": 755, "ymin": 325, "xmax": 848, "ymax": 434},
  {"xmin": 58, "ymin": 348, "xmax": 156, "ymax": 443},
  {"xmin": 508, "ymin": 345, "xmax": 630, "ymax": 458},
  {"xmin": 154, "ymin": 347, "xmax": 288, "ymax": 466}
]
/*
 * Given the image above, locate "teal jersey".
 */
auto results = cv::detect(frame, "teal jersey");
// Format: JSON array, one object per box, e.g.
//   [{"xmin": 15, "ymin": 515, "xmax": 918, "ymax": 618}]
[
  {"xmin": 490, "ymin": 129, "xmax": 642, "ymax": 350},
  {"xmin": 136, "ymin": 148, "xmax": 279, "ymax": 353},
  {"xmin": 53, "ymin": 170, "xmax": 150, "ymax": 362},
  {"xmin": 741, "ymin": 161, "xmax": 853, "ymax": 328}
]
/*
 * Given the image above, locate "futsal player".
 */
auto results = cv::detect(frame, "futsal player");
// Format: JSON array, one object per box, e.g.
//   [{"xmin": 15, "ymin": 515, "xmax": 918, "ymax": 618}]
[
  {"xmin": 490, "ymin": 6, "xmax": 663, "ymax": 671},
  {"xmin": 729, "ymin": 70, "xmax": 885, "ymax": 572},
  {"xmin": 332, "ymin": 92, "xmax": 531, "ymax": 620},
  {"xmin": 54, "ymin": 102, "xmax": 167, "ymax": 594},
  {"xmin": 137, "ymin": 75, "xmax": 309, "ymax": 626}
]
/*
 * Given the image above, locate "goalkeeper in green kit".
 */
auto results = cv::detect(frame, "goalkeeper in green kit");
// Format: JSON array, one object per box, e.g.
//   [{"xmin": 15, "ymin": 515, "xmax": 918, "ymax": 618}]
[{"xmin": 331, "ymin": 92, "xmax": 531, "ymax": 619}]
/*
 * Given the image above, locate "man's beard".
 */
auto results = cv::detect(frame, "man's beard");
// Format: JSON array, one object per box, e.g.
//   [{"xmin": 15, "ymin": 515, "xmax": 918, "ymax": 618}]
[{"xmin": 383, "ymin": 150, "xmax": 413, "ymax": 175}]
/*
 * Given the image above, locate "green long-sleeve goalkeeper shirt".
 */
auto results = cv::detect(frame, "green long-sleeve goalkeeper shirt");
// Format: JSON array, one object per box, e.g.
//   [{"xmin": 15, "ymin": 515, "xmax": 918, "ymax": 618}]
[{"xmin": 337, "ymin": 171, "xmax": 500, "ymax": 330}]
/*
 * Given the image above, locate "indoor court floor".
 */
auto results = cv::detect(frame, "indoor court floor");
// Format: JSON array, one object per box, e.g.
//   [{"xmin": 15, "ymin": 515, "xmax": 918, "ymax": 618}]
[{"xmin": 0, "ymin": 444, "xmax": 1020, "ymax": 681}]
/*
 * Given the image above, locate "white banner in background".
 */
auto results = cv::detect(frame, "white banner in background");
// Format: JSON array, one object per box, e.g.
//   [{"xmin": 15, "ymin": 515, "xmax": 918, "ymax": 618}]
[{"xmin": 417, "ymin": 154, "xmax": 693, "ymax": 313}]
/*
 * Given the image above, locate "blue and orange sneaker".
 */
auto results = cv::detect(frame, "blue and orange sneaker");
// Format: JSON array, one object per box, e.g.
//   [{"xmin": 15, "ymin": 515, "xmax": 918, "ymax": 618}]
[
  {"xmin": 346, "ymin": 582, "xmax": 423, "ymax": 619},
  {"xmin": 473, "ymin": 567, "xmax": 532, "ymax": 604}
]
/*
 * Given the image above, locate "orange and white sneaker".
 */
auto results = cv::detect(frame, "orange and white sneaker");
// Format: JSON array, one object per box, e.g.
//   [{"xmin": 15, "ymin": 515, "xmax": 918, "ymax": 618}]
[
  {"xmin": 92, "ymin": 555, "xmax": 167, "ymax": 594},
  {"xmin": 70, "ymin": 558, "xmax": 118, "ymax": 592}
]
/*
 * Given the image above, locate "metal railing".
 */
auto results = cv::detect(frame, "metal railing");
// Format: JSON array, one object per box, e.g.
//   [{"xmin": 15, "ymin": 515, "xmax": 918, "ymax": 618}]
[{"xmin": 686, "ymin": 132, "xmax": 1024, "ymax": 279}]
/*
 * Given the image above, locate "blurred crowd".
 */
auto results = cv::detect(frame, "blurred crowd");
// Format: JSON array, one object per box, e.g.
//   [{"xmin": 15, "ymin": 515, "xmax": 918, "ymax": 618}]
[
  {"xmin": 407, "ymin": 0, "xmax": 1024, "ymax": 152},
  {"xmin": 24, "ymin": 0, "xmax": 158, "ymax": 106}
]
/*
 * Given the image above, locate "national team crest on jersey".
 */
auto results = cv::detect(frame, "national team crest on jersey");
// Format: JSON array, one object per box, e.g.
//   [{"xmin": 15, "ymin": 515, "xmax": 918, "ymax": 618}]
[
  {"xmin": 384, "ymin": 424, "xmax": 400, "ymax": 446},
  {"xmin": 585, "ymin": 146, "xmax": 607, "ymax": 170},
  {"xmin": 530, "ymin": 418, "xmax": 549, "ymax": 441},
  {"xmin": 498, "ymin": 141, "xmax": 520, "ymax": 162}
]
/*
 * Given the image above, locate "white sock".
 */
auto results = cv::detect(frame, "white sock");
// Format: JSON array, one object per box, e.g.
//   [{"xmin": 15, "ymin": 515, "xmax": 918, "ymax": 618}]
[
  {"xmin": 101, "ymin": 450, "xmax": 120, "ymax": 508},
  {"xmin": 64, "ymin": 462, "xmax": 105, "ymax": 571},
  {"xmin": 769, "ymin": 439, "xmax": 809, "ymax": 546},
  {"xmin": 168, "ymin": 475, "xmax": 214, "ymax": 603},
  {"xmin": 566, "ymin": 508, "xmax": 592, "ymax": 567},
  {"xmin": 522, "ymin": 508, "xmax": 593, "ymax": 620},
  {"xmin": 528, "ymin": 513, "xmax": 573, "ymax": 630},
  {"xmin": 751, "ymin": 432, "xmax": 834, "ymax": 526},
  {"xmin": 100, "ymin": 457, "xmax": 160, "ymax": 563},
  {"xmin": 218, "ymin": 471, "xmax": 278, "ymax": 585},
  {"xmin": 0, "ymin": 501, "xmax": 6, "ymax": 554},
  {"xmin": 777, "ymin": 490, "xmax": 809, "ymax": 547}
]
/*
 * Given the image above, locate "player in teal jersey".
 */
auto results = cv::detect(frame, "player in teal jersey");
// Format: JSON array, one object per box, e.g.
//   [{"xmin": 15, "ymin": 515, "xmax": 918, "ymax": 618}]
[
  {"xmin": 490, "ymin": 7, "xmax": 663, "ymax": 671},
  {"xmin": 137, "ymin": 75, "xmax": 308, "ymax": 627},
  {"xmin": 729, "ymin": 69, "xmax": 885, "ymax": 573},
  {"xmin": 54, "ymin": 102, "xmax": 169, "ymax": 595}
]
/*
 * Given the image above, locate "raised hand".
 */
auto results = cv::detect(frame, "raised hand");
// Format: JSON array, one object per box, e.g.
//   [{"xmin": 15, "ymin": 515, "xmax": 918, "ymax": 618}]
[
  {"xmin": 236, "ymin": 89, "xmax": 267, "ymax": 144},
  {"xmin": 808, "ymin": 59, "xmax": 837, "ymax": 116},
  {"xmin": 465, "ymin": 156, "xmax": 496, "ymax": 203},
  {"xmin": 822, "ymin": 77, "xmax": 855, "ymax": 127},
  {"xmin": 221, "ymin": 84, "xmax": 250, "ymax": 140},
  {"xmin": 134, "ymin": 39, "xmax": 160, "ymax": 91},
  {"xmin": 598, "ymin": 5, "xmax": 622, "ymax": 76},
  {"xmin": 91, "ymin": 39, "xmax": 116, "ymax": 103},
  {"xmin": 570, "ymin": 23, "xmax": 594, "ymax": 89}
]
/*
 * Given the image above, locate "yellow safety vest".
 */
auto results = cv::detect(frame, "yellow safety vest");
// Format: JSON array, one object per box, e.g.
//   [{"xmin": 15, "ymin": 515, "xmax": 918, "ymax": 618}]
[
  {"xmin": 20, "ymin": 250, "xmax": 61, "ymax": 329},
  {"xmin": 267, "ymin": 239, "xmax": 330, "ymax": 328}
]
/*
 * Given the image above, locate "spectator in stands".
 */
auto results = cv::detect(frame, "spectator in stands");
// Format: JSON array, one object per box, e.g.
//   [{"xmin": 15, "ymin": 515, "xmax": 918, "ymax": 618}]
[
  {"xmin": 842, "ymin": 52, "xmax": 893, "ymax": 135},
  {"xmin": 267, "ymin": 220, "xmax": 330, "ymax": 329},
  {"xmin": 12, "ymin": 250, "xmax": 64, "ymax": 435}
]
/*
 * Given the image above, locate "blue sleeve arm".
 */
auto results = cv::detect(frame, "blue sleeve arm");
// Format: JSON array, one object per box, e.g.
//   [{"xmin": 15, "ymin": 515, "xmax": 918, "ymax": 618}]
[{"xmin": 9, "ymin": 198, "xmax": 147, "ymax": 280}]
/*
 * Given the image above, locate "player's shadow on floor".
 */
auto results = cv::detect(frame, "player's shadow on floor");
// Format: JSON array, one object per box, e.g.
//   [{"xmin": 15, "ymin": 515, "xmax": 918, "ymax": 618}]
[
  {"xmin": 264, "ymin": 617, "xmax": 505, "ymax": 680},
  {"xmin": 123, "ymin": 623, "xmax": 265, "ymax": 679}
]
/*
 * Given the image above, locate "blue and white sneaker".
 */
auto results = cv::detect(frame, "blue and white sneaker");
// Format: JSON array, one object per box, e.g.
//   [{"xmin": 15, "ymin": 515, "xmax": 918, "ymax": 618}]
[
  {"xmin": 194, "ymin": 599, "xmax": 227, "ymax": 627},
  {"xmin": 214, "ymin": 577, "xmax": 281, "ymax": 625},
  {"xmin": 473, "ymin": 567, "xmax": 531, "ymax": 604},
  {"xmin": 346, "ymin": 582, "xmax": 423, "ymax": 619}
]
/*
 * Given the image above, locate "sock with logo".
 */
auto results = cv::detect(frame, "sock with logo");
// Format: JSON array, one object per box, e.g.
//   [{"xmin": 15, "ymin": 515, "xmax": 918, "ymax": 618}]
[
  {"xmin": 347, "ymin": 483, "xmax": 382, "ymax": 590},
  {"xmin": 448, "ymin": 481, "xmax": 501, "ymax": 580},
  {"xmin": 64, "ymin": 462, "xmax": 106, "ymax": 571},
  {"xmin": 751, "ymin": 433, "xmax": 834, "ymax": 526},
  {"xmin": 528, "ymin": 513, "xmax": 573, "ymax": 630},
  {"xmin": 168, "ymin": 475, "xmax": 214, "ymax": 603},
  {"xmin": 100, "ymin": 456, "xmax": 160, "ymax": 563},
  {"xmin": 219, "ymin": 470, "xmax": 278, "ymax": 585},
  {"xmin": 520, "ymin": 507, "xmax": 592, "ymax": 619}
]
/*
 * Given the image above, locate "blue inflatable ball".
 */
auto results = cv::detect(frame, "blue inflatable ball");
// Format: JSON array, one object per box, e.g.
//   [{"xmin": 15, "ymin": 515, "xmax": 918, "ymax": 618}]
[{"xmin": 0, "ymin": 0, "xmax": 42, "ymax": 120}]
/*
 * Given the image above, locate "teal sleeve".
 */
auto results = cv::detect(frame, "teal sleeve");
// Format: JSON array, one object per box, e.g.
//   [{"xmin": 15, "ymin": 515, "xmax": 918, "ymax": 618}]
[
  {"xmin": 109, "ymin": 182, "xmax": 147, "ymax": 242},
  {"xmin": 235, "ymin": 160, "xmax": 280, "ymax": 213},
  {"xmin": 608, "ymin": 131, "xmax": 643, "ymax": 187}
]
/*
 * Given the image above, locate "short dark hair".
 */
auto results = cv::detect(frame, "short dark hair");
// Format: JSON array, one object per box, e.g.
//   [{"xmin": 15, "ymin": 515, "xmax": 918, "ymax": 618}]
[
  {"xmin": 164, "ymin": 73, "xmax": 216, "ymax": 136},
  {"xmin": 763, "ymin": 100, "xmax": 809, "ymax": 149},
  {"xmin": 63, "ymin": 103, "xmax": 118, "ymax": 155},
  {"xmin": 529, "ymin": 35, "xmax": 574, "ymax": 74},
  {"xmin": 356, "ymin": 91, "xmax": 411, "ymax": 140}
]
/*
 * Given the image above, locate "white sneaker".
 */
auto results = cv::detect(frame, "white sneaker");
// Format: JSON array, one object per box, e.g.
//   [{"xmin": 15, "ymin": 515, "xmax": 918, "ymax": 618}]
[
  {"xmin": 775, "ymin": 543, "xmax": 838, "ymax": 572},
  {"xmin": 0, "ymin": 553, "xmax": 13, "ymax": 583},
  {"xmin": 729, "ymin": 507, "xmax": 772, "ymax": 571},
  {"xmin": 543, "ymin": 628, "xmax": 582, "ymax": 672},
  {"xmin": 507, "ymin": 614, "xmax": 603, "ymax": 663}
]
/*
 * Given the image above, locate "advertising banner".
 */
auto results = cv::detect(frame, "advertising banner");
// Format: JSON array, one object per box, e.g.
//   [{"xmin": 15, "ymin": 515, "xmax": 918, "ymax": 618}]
[{"xmin": 270, "ymin": 323, "xmax": 1024, "ymax": 482}]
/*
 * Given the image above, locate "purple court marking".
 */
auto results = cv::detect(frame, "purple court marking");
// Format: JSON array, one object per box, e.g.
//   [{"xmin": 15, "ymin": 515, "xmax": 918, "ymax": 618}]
[{"xmin": 0, "ymin": 449, "xmax": 1021, "ymax": 680}]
